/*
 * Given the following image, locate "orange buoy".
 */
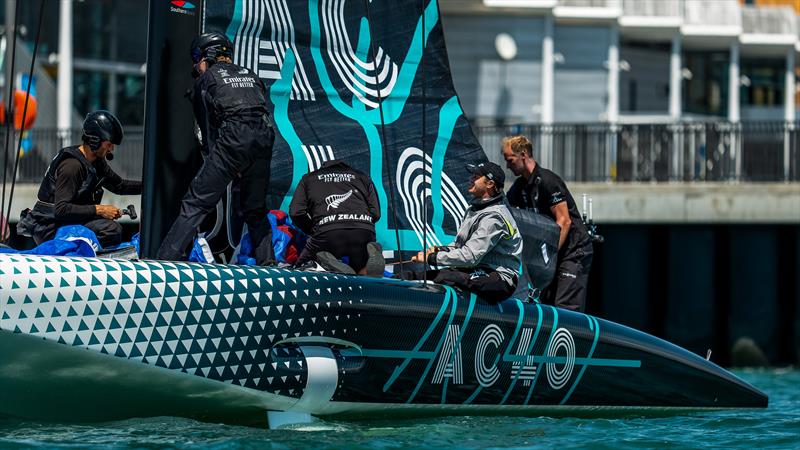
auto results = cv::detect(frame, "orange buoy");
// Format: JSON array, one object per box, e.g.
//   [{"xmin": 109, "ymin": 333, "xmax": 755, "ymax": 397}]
[{"xmin": 13, "ymin": 89, "xmax": 37, "ymax": 130}]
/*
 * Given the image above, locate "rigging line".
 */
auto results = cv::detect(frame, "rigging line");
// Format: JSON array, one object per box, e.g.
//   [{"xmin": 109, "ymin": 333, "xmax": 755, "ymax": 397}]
[
  {"xmin": 0, "ymin": 0, "xmax": 21, "ymax": 240},
  {"xmin": 420, "ymin": 0, "xmax": 427, "ymax": 286},
  {"xmin": 363, "ymin": 0, "xmax": 403, "ymax": 269},
  {"xmin": 3, "ymin": 0, "xmax": 46, "ymax": 244}
]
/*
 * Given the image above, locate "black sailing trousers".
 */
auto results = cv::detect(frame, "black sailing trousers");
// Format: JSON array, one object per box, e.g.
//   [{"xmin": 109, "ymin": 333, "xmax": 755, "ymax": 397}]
[
  {"xmin": 157, "ymin": 117, "xmax": 275, "ymax": 265},
  {"xmin": 400, "ymin": 267, "xmax": 516, "ymax": 303},
  {"xmin": 296, "ymin": 228, "xmax": 376, "ymax": 272},
  {"xmin": 541, "ymin": 244, "xmax": 593, "ymax": 312}
]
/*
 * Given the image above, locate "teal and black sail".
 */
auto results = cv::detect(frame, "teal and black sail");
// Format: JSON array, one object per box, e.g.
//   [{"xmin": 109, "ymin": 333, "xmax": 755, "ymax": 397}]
[
  {"xmin": 144, "ymin": 0, "xmax": 489, "ymax": 257},
  {"xmin": 206, "ymin": 0, "xmax": 489, "ymax": 252}
]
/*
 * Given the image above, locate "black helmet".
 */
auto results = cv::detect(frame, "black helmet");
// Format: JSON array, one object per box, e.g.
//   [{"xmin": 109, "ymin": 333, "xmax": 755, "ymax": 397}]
[
  {"xmin": 190, "ymin": 32, "xmax": 233, "ymax": 64},
  {"xmin": 82, "ymin": 110, "xmax": 123, "ymax": 151}
]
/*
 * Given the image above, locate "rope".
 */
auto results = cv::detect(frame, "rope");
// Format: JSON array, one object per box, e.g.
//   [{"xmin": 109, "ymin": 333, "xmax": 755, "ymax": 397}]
[
  {"xmin": 0, "ymin": 0, "xmax": 21, "ymax": 241},
  {"xmin": 2, "ymin": 0, "xmax": 46, "ymax": 244},
  {"xmin": 363, "ymin": 0, "xmax": 403, "ymax": 271},
  {"xmin": 3, "ymin": 0, "xmax": 46, "ymax": 241},
  {"xmin": 420, "ymin": 0, "xmax": 428, "ymax": 285}
]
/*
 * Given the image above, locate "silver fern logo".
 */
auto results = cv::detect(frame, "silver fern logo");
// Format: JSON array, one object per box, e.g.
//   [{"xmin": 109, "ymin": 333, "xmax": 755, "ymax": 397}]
[{"xmin": 325, "ymin": 190, "xmax": 353, "ymax": 211}]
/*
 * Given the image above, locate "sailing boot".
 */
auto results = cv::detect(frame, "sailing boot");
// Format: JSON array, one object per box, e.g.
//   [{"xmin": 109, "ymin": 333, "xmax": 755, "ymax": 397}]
[
  {"xmin": 364, "ymin": 242, "xmax": 385, "ymax": 277},
  {"xmin": 293, "ymin": 260, "xmax": 326, "ymax": 272},
  {"xmin": 254, "ymin": 235, "xmax": 277, "ymax": 267},
  {"xmin": 315, "ymin": 251, "xmax": 356, "ymax": 275}
]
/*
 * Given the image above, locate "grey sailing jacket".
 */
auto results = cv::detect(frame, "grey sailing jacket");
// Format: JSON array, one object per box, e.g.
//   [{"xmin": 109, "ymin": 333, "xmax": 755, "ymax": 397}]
[{"xmin": 431, "ymin": 194, "xmax": 523, "ymax": 285}]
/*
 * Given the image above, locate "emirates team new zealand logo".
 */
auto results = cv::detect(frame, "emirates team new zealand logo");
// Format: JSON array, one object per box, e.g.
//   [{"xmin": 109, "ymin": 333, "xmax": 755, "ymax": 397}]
[{"xmin": 325, "ymin": 190, "xmax": 353, "ymax": 211}]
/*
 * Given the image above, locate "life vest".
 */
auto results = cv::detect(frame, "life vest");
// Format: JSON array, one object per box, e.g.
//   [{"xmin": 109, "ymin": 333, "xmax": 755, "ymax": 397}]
[
  {"xmin": 202, "ymin": 62, "xmax": 268, "ymax": 126},
  {"xmin": 37, "ymin": 146, "xmax": 106, "ymax": 206}
]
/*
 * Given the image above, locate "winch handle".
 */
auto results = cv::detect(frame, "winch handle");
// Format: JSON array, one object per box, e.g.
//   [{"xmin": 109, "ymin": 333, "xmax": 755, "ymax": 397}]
[{"xmin": 121, "ymin": 204, "xmax": 137, "ymax": 220}]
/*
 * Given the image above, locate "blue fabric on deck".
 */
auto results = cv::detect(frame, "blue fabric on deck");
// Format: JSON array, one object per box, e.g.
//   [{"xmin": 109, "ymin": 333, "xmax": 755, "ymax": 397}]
[
  {"xmin": 54, "ymin": 225, "xmax": 101, "ymax": 251},
  {"xmin": 104, "ymin": 232, "xmax": 140, "ymax": 255},
  {"xmin": 188, "ymin": 237, "xmax": 215, "ymax": 264},
  {"xmin": 0, "ymin": 225, "xmax": 100, "ymax": 257},
  {"xmin": 236, "ymin": 213, "xmax": 293, "ymax": 265}
]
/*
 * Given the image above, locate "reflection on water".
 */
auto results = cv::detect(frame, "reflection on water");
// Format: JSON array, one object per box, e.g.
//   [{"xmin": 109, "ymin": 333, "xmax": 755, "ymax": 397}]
[{"xmin": 0, "ymin": 370, "xmax": 796, "ymax": 449}]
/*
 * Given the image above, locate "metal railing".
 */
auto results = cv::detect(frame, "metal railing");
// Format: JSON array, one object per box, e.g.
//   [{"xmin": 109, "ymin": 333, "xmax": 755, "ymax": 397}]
[
  {"xmin": 559, "ymin": 0, "xmax": 617, "ymax": 8},
  {"xmin": 621, "ymin": 0, "xmax": 682, "ymax": 18},
  {"xmin": 742, "ymin": 5, "xmax": 796, "ymax": 35},
  {"xmin": 1, "ymin": 123, "xmax": 797, "ymax": 184},
  {"xmin": 683, "ymin": 0, "xmax": 741, "ymax": 28},
  {"xmin": 1, "ymin": 127, "xmax": 144, "ymax": 183},
  {"xmin": 621, "ymin": 0, "xmax": 743, "ymax": 28},
  {"xmin": 475, "ymin": 121, "xmax": 799, "ymax": 182}
]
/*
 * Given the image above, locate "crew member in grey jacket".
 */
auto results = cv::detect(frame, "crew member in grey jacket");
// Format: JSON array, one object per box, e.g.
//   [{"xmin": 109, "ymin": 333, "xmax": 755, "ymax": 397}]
[{"xmin": 402, "ymin": 162, "xmax": 523, "ymax": 302}]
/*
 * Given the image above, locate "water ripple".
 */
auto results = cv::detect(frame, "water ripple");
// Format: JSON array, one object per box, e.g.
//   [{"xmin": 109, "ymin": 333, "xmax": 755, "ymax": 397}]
[{"xmin": 0, "ymin": 370, "xmax": 797, "ymax": 449}]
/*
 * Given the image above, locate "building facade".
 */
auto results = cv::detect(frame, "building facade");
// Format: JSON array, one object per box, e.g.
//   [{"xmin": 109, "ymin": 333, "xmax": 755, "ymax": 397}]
[
  {"xmin": 0, "ymin": 0, "xmax": 796, "ymax": 184},
  {"xmin": 1, "ymin": 0, "xmax": 148, "ymax": 128},
  {"xmin": 7, "ymin": 1, "xmax": 798, "ymax": 129},
  {"xmin": 440, "ymin": 0, "xmax": 800, "ymax": 125}
]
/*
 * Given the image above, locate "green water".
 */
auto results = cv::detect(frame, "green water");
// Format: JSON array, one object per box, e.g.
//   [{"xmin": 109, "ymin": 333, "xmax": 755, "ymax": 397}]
[{"xmin": 0, "ymin": 369, "xmax": 796, "ymax": 449}]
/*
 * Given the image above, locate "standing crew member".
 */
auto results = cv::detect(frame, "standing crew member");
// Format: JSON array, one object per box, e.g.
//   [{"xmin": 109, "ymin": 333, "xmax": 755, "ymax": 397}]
[
  {"xmin": 290, "ymin": 160, "xmax": 384, "ymax": 276},
  {"xmin": 25, "ymin": 110, "xmax": 141, "ymax": 248},
  {"xmin": 157, "ymin": 32, "xmax": 276, "ymax": 265},
  {"xmin": 502, "ymin": 135, "xmax": 593, "ymax": 312}
]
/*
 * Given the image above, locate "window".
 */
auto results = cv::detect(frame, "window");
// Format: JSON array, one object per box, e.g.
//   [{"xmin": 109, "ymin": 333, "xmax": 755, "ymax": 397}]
[
  {"xmin": 741, "ymin": 59, "xmax": 784, "ymax": 108},
  {"xmin": 683, "ymin": 51, "xmax": 730, "ymax": 117}
]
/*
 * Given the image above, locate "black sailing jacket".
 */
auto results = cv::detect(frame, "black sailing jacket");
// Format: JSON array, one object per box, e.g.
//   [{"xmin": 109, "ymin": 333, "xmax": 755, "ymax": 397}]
[
  {"xmin": 289, "ymin": 160, "xmax": 380, "ymax": 236},
  {"xmin": 192, "ymin": 61, "xmax": 270, "ymax": 155},
  {"xmin": 36, "ymin": 146, "xmax": 141, "ymax": 223}
]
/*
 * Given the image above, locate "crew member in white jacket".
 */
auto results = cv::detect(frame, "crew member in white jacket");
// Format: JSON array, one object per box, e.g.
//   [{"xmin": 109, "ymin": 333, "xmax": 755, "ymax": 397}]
[{"xmin": 402, "ymin": 162, "xmax": 523, "ymax": 302}]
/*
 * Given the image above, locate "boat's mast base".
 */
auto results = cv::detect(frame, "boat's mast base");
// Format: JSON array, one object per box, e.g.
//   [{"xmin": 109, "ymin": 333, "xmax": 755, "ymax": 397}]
[{"xmin": 267, "ymin": 411, "xmax": 315, "ymax": 429}]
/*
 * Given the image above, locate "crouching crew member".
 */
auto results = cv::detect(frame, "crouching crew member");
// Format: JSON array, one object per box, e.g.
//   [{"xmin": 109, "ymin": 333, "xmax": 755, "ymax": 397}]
[
  {"xmin": 157, "ymin": 32, "xmax": 276, "ymax": 265},
  {"xmin": 25, "ymin": 110, "xmax": 141, "ymax": 248},
  {"xmin": 290, "ymin": 160, "xmax": 384, "ymax": 276},
  {"xmin": 403, "ymin": 162, "xmax": 522, "ymax": 302}
]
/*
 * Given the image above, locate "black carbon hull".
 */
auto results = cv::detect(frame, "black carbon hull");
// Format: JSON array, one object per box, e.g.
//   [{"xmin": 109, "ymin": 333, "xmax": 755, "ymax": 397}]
[{"xmin": 0, "ymin": 254, "xmax": 766, "ymax": 423}]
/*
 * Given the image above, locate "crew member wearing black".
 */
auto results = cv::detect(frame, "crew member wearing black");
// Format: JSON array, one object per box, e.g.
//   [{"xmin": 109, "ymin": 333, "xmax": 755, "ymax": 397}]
[
  {"xmin": 502, "ymin": 135, "xmax": 593, "ymax": 312},
  {"xmin": 24, "ymin": 110, "xmax": 141, "ymax": 248},
  {"xmin": 289, "ymin": 160, "xmax": 383, "ymax": 276},
  {"xmin": 157, "ymin": 32, "xmax": 276, "ymax": 265}
]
